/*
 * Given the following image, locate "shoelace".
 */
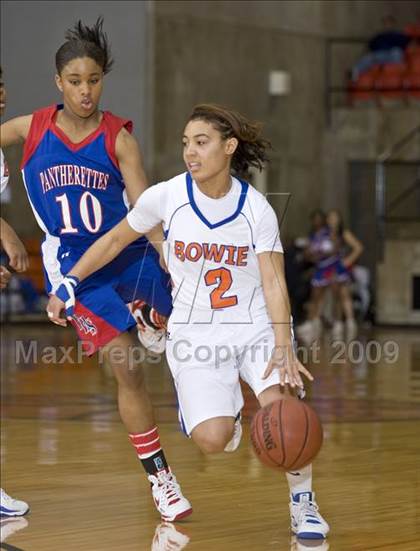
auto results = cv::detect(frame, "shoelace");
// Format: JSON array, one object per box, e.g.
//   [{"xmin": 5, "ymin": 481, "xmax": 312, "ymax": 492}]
[
  {"xmin": 1, "ymin": 490, "xmax": 20, "ymax": 507},
  {"xmin": 297, "ymin": 500, "xmax": 320, "ymax": 522},
  {"xmin": 155, "ymin": 472, "xmax": 181, "ymax": 507}
]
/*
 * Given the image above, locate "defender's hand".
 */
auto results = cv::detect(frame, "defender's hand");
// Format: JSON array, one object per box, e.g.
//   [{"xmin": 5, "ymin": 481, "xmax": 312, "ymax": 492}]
[
  {"xmin": 46, "ymin": 275, "xmax": 79, "ymax": 325},
  {"xmin": 46, "ymin": 294, "xmax": 68, "ymax": 327}
]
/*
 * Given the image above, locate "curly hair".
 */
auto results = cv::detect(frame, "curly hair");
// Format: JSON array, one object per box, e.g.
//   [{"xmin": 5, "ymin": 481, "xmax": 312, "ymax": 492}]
[{"xmin": 188, "ymin": 104, "xmax": 272, "ymax": 176}]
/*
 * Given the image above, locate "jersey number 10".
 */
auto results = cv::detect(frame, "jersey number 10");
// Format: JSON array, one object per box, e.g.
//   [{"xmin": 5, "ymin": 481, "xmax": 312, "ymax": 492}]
[{"xmin": 56, "ymin": 192, "xmax": 103, "ymax": 234}]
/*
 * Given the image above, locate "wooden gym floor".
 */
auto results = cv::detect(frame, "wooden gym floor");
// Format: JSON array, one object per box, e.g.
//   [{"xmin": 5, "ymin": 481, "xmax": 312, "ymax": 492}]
[{"xmin": 1, "ymin": 323, "xmax": 419, "ymax": 550}]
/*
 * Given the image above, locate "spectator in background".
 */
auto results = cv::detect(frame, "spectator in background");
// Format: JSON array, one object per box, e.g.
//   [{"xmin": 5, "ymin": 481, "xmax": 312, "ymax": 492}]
[
  {"xmin": 326, "ymin": 209, "xmax": 364, "ymax": 341},
  {"xmin": 404, "ymin": 12, "xmax": 420, "ymax": 42},
  {"xmin": 296, "ymin": 208, "xmax": 365, "ymax": 345},
  {"xmin": 296, "ymin": 209, "xmax": 332, "ymax": 344},
  {"xmin": 283, "ymin": 234, "xmax": 312, "ymax": 325},
  {"xmin": 352, "ymin": 15, "xmax": 411, "ymax": 81}
]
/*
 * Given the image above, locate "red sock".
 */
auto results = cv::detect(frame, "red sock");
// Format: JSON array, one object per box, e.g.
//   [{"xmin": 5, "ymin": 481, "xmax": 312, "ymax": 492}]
[{"xmin": 129, "ymin": 427, "xmax": 168, "ymax": 475}]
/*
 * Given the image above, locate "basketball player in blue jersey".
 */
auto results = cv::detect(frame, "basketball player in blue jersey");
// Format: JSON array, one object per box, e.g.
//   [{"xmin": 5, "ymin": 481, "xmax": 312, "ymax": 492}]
[
  {"xmin": 47, "ymin": 104, "xmax": 330, "ymax": 540},
  {"xmin": 0, "ymin": 20, "xmax": 191, "ymax": 521}
]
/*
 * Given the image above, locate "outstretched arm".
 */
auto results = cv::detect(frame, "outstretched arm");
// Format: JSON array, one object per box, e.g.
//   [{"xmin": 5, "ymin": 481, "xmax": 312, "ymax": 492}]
[
  {"xmin": 258, "ymin": 251, "xmax": 313, "ymax": 388},
  {"xmin": 47, "ymin": 182, "xmax": 166, "ymax": 326},
  {"xmin": 70, "ymin": 218, "xmax": 141, "ymax": 281},
  {"xmin": 0, "ymin": 115, "xmax": 32, "ymax": 147},
  {"xmin": 47, "ymin": 218, "xmax": 142, "ymax": 326},
  {"xmin": 342, "ymin": 229, "xmax": 364, "ymax": 267}
]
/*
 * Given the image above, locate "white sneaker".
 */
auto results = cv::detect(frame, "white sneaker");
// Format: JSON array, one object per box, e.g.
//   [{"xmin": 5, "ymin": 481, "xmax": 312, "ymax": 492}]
[
  {"xmin": 290, "ymin": 534, "xmax": 330, "ymax": 550},
  {"xmin": 297, "ymin": 319, "xmax": 322, "ymax": 346},
  {"xmin": 312, "ymin": 318, "xmax": 322, "ymax": 339},
  {"xmin": 131, "ymin": 300, "xmax": 167, "ymax": 354},
  {"xmin": 0, "ymin": 489, "xmax": 29, "ymax": 517},
  {"xmin": 148, "ymin": 469, "xmax": 193, "ymax": 522},
  {"xmin": 0, "ymin": 517, "xmax": 29, "ymax": 543},
  {"xmin": 290, "ymin": 491, "xmax": 329, "ymax": 540},
  {"xmin": 151, "ymin": 522, "xmax": 190, "ymax": 550},
  {"xmin": 331, "ymin": 321, "xmax": 344, "ymax": 341},
  {"xmin": 296, "ymin": 321, "xmax": 315, "ymax": 346},
  {"xmin": 224, "ymin": 414, "xmax": 242, "ymax": 452},
  {"xmin": 345, "ymin": 318, "xmax": 357, "ymax": 341}
]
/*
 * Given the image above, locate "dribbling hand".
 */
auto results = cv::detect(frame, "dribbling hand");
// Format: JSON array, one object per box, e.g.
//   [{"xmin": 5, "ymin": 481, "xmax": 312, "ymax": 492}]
[{"xmin": 262, "ymin": 344, "xmax": 314, "ymax": 388}]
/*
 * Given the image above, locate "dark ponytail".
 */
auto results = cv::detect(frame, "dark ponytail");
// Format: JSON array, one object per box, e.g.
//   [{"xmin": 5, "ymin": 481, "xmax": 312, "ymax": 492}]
[
  {"xmin": 188, "ymin": 104, "xmax": 271, "ymax": 176},
  {"xmin": 55, "ymin": 17, "xmax": 113, "ymax": 75}
]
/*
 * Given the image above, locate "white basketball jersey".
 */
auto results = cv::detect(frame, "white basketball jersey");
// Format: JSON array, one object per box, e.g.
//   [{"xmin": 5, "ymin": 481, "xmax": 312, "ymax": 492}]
[{"xmin": 127, "ymin": 172, "xmax": 283, "ymax": 324}]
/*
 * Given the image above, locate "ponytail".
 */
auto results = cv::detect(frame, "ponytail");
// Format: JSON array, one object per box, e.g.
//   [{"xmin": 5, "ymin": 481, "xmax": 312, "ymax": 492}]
[{"xmin": 188, "ymin": 104, "xmax": 271, "ymax": 176}]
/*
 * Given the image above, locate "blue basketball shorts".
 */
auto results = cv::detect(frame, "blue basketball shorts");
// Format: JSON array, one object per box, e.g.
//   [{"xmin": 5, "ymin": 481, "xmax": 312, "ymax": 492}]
[
  {"xmin": 311, "ymin": 257, "xmax": 351, "ymax": 288},
  {"xmin": 42, "ymin": 238, "xmax": 172, "ymax": 353}
]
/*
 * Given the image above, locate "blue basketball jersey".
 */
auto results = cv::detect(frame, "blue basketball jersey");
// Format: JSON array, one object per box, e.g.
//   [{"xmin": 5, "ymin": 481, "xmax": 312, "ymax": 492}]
[{"xmin": 21, "ymin": 104, "xmax": 148, "ymax": 256}]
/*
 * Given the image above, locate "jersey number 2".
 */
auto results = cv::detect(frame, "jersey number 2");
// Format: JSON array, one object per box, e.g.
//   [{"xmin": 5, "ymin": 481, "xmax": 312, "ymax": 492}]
[
  {"xmin": 56, "ymin": 192, "xmax": 103, "ymax": 234},
  {"xmin": 204, "ymin": 268, "xmax": 238, "ymax": 309}
]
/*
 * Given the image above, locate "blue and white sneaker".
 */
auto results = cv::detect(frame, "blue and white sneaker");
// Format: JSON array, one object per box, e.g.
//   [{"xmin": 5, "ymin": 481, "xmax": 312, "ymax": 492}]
[
  {"xmin": 290, "ymin": 491, "xmax": 329, "ymax": 539},
  {"xmin": 0, "ymin": 489, "xmax": 29, "ymax": 517}
]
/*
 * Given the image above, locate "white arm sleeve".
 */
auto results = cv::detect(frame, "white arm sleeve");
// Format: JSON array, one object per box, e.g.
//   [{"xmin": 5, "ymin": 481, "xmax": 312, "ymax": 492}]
[
  {"xmin": 254, "ymin": 202, "xmax": 283, "ymax": 254},
  {"xmin": 126, "ymin": 182, "xmax": 167, "ymax": 234}
]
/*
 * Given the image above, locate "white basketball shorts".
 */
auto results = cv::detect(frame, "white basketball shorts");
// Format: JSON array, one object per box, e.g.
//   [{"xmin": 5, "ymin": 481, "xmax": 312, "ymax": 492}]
[{"xmin": 166, "ymin": 316, "xmax": 282, "ymax": 435}]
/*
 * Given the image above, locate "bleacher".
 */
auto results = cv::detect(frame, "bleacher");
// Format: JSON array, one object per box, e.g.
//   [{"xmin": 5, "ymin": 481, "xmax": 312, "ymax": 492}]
[
  {"xmin": 349, "ymin": 43, "xmax": 420, "ymax": 104},
  {"xmin": 349, "ymin": 23, "xmax": 420, "ymax": 105}
]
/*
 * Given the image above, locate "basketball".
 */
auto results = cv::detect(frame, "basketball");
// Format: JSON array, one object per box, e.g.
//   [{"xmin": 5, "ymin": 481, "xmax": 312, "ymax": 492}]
[{"xmin": 250, "ymin": 398, "xmax": 323, "ymax": 471}]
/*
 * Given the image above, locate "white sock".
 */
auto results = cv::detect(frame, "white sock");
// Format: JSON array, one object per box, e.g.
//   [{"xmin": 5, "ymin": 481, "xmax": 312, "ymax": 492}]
[{"xmin": 286, "ymin": 464, "xmax": 312, "ymax": 496}]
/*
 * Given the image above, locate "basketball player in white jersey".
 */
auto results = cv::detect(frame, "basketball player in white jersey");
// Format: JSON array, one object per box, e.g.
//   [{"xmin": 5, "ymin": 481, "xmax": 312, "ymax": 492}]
[
  {"xmin": 0, "ymin": 68, "xmax": 29, "ymax": 280},
  {"xmin": 0, "ymin": 66, "xmax": 30, "ymax": 521},
  {"xmin": 47, "ymin": 104, "xmax": 329, "ymax": 540}
]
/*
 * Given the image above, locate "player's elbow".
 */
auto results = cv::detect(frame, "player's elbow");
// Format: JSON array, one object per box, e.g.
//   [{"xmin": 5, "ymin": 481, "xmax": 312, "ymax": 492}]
[{"xmin": 108, "ymin": 222, "xmax": 138, "ymax": 256}]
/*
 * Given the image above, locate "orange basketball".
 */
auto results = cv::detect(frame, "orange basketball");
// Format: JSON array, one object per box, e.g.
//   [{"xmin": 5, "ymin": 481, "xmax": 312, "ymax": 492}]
[{"xmin": 250, "ymin": 397, "xmax": 323, "ymax": 471}]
